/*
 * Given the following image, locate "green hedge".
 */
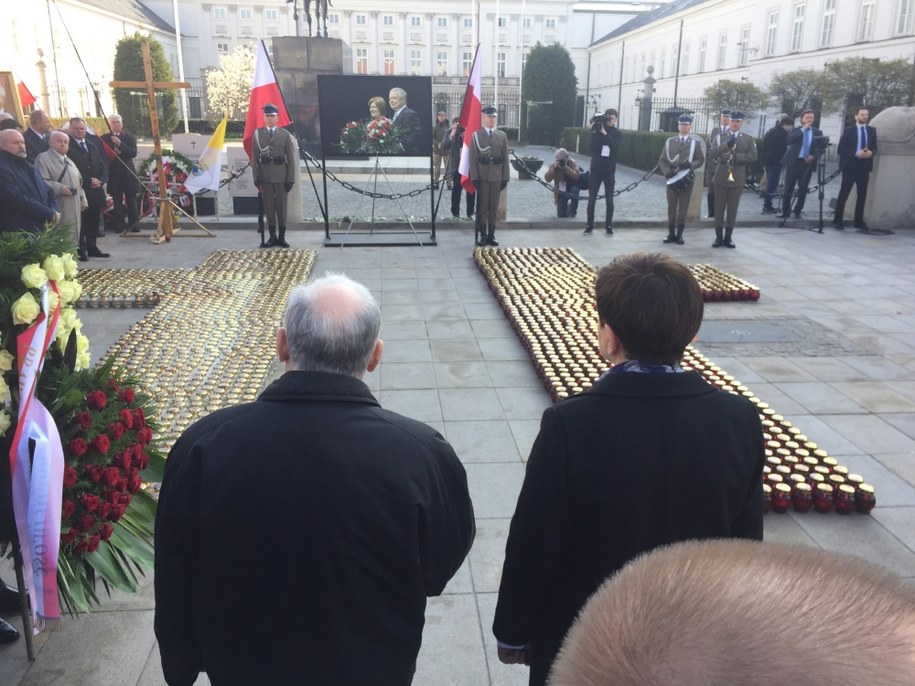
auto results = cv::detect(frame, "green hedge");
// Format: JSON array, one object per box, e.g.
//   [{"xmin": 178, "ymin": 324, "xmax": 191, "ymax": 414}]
[{"xmin": 560, "ymin": 127, "xmax": 764, "ymax": 183}]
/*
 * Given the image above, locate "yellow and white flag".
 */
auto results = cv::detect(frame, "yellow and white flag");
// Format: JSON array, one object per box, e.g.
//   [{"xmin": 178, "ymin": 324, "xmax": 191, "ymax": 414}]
[{"xmin": 184, "ymin": 116, "xmax": 228, "ymax": 193}]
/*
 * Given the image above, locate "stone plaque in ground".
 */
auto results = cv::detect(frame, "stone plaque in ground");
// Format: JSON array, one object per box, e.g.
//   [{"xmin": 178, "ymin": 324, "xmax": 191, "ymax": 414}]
[{"xmin": 695, "ymin": 317, "xmax": 855, "ymax": 357}]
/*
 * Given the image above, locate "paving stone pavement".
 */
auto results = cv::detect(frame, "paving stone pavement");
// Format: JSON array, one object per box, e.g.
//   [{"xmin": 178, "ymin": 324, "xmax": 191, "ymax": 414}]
[{"xmin": 1, "ymin": 211, "xmax": 913, "ymax": 685}]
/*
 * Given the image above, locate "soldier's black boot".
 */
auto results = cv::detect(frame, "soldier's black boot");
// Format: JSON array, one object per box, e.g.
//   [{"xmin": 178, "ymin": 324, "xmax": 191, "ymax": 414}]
[
  {"xmin": 276, "ymin": 225, "xmax": 290, "ymax": 248},
  {"xmin": 663, "ymin": 224, "xmax": 677, "ymax": 244},
  {"xmin": 723, "ymin": 227, "xmax": 736, "ymax": 249},
  {"xmin": 264, "ymin": 226, "xmax": 278, "ymax": 248},
  {"xmin": 486, "ymin": 224, "xmax": 499, "ymax": 247},
  {"xmin": 475, "ymin": 222, "xmax": 485, "ymax": 247},
  {"xmin": 675, "ymin": 224, "xmax": 685, "ymax": 245},
  {"xmin": 712, "ymin": 227, "xmax": 723, "ymax": 248},
  {"xmin": 707, "ymin": 192, "xmax": 715, "ymax": 218}
]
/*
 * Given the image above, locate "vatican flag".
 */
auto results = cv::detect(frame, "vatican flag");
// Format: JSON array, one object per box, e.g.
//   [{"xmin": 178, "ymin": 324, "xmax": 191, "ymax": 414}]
[{"xmin": 185, "ymin": 116, "xmax": 228, "ymax": 193}]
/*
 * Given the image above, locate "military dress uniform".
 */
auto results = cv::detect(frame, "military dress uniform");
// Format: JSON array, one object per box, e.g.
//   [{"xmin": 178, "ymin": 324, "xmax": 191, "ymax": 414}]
[
  {"xmin": 252, "ymin": 104, "xmax": 298, "ymax": 248},
  {"xmin": 468, "ymin": 106, "xmax": 509, "ymax": 246},
  {"xmin": 708, "ymin": 112, "xmax": 758, "ymax": 249},
  {"xmin": 704, "ymin": 109, "xmax": 731, "ymax": 218},
  {"xmin": 658, "ymin": 115, "xmax": 705, "ymax": 244}
]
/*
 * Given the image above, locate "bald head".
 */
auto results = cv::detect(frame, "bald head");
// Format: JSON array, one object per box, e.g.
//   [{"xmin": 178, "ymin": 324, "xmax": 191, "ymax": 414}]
[
  {"xmin": 550, "ymin": 539, "xmax": 915, "ymax": 686},
  {"xmin": 0, "ymin": 129, "xmax": 27, "ymax": 157},
  {"xmin": 280, "ymin": 273, "xmax": 383, "ymax": 378},
  {"xmin": 29, "ymin": 110, "xmax": 51, "ymax": 133}
]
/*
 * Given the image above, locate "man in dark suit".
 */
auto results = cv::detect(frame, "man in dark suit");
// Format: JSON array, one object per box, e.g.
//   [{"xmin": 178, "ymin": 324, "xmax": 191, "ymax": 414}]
[
  {"xmin": 0, "ymin": 129, "xmax": 59, "ymax": 232},
  {"xmin": 709, "ymin": 111, "xmax": 758, "ymax": 248},
  {"xmin": 155, "ymin": 273, "xmax": 475, "ymax": 686},
  {"xmin": 584, "ymin": 108, "xmax": 623, "ymax": 235},
  {"xmin": 834, "ymin": 106, "xmax": 877, "ymax": 231},
  {"xmin": 100, "ymin": 113, "xmax": 141, "ymax": 233},
  {"xmin": 761, "ymin": 115, "xmax": 792, "ymax": 213},
  {"xmin": 67, "ymin": 117, "xmax": 109, "ymax": 260},
  {"xmin": 779, "ymin": 109, "xmax": 825, "ymax": 219},
  {"xmin": 24, "ymin": 109, "xmax": 52, "ymax": 163},
  {"xmin": 388, "ymin": 87, "xmax": 422, "ymax": 155},
  {"xmin": 493, "ymin": 252, "xmax": 764, "ymax": 686}
]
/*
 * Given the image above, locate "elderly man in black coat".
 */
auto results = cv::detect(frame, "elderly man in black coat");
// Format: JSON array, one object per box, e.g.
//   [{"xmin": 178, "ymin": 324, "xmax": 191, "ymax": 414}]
[
  {"xmin": 493, "ymin": 253, "xmax": 764, "ymax": 686},
  {"xmin": 100, "ymin": 113, "xmax": 141, "ymax": 233},
  {"xmin": 0, "ymin": 129, "xmax": 59, "ymax": 232},
  {"xmin": 67, "ymin": 117, "xmax": 109, "ymax": 260},
  {"xmin": 155, "ymin": 273, "xmax": 475, "ymax": 686}
]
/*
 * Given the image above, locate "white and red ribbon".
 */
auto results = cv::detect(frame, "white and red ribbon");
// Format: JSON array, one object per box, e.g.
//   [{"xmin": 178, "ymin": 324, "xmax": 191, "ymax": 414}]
[{"xmin": 8, "ymin": 282, "xmax": 64, "ymax": 631}]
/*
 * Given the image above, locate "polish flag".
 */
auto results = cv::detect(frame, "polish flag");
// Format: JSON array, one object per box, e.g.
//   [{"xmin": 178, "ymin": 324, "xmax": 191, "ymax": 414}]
[
  {"xmin": 458, "ymin": 45, "xmax": 482, "ymax": 195},
  {"xmin": 17, "ymin": 79, "xmax": 36, "ymax": 108},
  {"xmin": 243, "ymin": 40, "xmax": 291, "ymax": 161}
]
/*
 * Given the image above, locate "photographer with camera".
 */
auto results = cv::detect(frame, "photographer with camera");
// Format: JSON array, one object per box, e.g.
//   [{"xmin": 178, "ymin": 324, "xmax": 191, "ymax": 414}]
[
  {"xmin": 584, "ymin": 108, "xmax": 622, "ymax": 235},
  {"xmin": 442, "ymin": 117, "xmax": 475, "ymax": 221},
  {"xmin": 544, "ymin": 148, "xmax": 582, "ymax": 218},
  {"xmin": 779, "ymin": 109, "xmax": 825, "ymax": 220}
]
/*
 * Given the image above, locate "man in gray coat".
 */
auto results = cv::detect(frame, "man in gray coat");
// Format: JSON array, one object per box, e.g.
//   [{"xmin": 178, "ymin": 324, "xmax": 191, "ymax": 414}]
[{"xmin": 35, "ymin": 131, "xmax": 86, "ymax": 243}]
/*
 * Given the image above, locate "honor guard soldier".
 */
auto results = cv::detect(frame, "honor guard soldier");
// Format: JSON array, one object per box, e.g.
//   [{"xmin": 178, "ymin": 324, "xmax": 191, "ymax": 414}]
[
  {"xmin": 705, "ymin": 109, "xmax": 731, "ymax": 218},
  {"xmin": 708, "ymin": 111, "xmax": 758, "ymax": 249},
  {"xmin": 469, "ymin": 105, "xmax": 509, "ymax": 246},
  {"xmin": 658, "ymin": 114, "xmax": 705, "ymax": 245},
  {"xmin": 252, "ymin": 103, "xmax": 297, "ymax": 248}
]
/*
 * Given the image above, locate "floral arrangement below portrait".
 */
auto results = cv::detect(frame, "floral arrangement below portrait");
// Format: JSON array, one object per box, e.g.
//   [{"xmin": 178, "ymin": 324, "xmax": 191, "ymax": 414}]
[
  {"xmin": 337, "ymin": 118, "xmax": 406, "ymax": 155},
  {"xmin": 0, "ymin": 225, "xmax": 164, "ymax": 615},
  {"xmin": 138, "ymin": 148, "xmax": 194, "ymax": 216}
]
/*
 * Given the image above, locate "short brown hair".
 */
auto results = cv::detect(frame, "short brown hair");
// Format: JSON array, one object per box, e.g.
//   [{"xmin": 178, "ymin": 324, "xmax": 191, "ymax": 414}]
[
  {"xmin": 604, "ymin": 108, "xmax": 618, "ymax": 118},
  {"xmin": 594, "ymin": 253, "xmax": 703, "ymax": 364},
  {"xmin": 550, "ymin": 540, "xmax": 915, "ymax": 685}
]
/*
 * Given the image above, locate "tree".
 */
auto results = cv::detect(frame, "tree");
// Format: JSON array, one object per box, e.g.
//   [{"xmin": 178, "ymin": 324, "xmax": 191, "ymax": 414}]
[
  {"xmin": 820, "ymin": 57, "xmax": 913, "ymax": 121},
  {"xmin": 112, "ymin": 33, "xmax": 179, "ymax": 137},
  {"xmin": 702, "ymin": 79, "xmax": 767, "ymax": 118},
  {"xmin": 767, "ymin": 69, "xmax": 827, "ymax": 118},
  {"xmin": 521, "ymin": 43, "xmax": 578, "ymax": 145},
  {"xmin": 206, "ymin": 44, "xmax": 256, "ymax": 120}
]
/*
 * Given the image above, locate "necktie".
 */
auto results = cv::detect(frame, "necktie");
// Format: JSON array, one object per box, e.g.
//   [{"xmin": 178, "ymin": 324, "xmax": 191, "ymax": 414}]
[
  {"xmin": 680, "ymin": 137, "xmax": 686, "ymax": 145},
  {"xmin": 80, "ymin": 140, "xmax": 88, "ymax": 153},
  {"xmin": 860, "ymin": 127, "xmax": 867, "ymax": 151}
]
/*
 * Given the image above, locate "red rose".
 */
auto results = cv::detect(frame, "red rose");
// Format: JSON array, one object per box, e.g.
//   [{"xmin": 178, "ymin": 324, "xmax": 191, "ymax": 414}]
[
  {"xmin": 104, "ymin": 467, "xmax": 120, "ymax": 487},
  {"xmin": 109, "ymin": 504, "xmax": 127, "ymax": 522},
  {"xmin": 87, "ymin": 535, "xmax": 101, "ymax": 553},
  {"xmin": 77, "ymin": 411, "xmax": 93, "ymax": 429},
  {"xmin": 139, "ymin": 427, "xmax": 153, "ymax": 445},
  {"xmin": 117, "ymin": 477, "xmax": 128, "ymax": 492},
  {"xmin": 85, "ymin": 464, "xmax": 103, "ymax": 483},
  {"xmin": 97, "ymin": 501, "xmax": 111, "ymax": 519},
  {"xmin": 136, "ymin": 451, "xmax": 150, "ymax": 470},
  {"xmin": 106, "ymin": 489, "xmax": 120, "ymax": 505},
  {"xmin": 119, "ymin": 388, "xmax": 136, "ymax": 405},
  {"xmin": 63, "ymin": 467, "xmax": 78, "ymax": 489},
  {"xmin": 128, "ymin": 474, "xmax": 142, "ymax": 494},
  {"xmin": 119, "ymin": 410, "xmax": 133, "ymax": 429},
  {"xmin": 92, "ymin": 434, "xmax": 111, "ymax": 454},
  {"xmin": 107, "ymin": 380, "xmax": 120, "ymax": 393},
  {"xmin": 74, "ymin": 539, "xmax": 90, "ymax": 554},
  {"xmin": 62, "ymin": 499, "xmax": 76, "ymax": 519},
  {"xmin": 80, "ymin": 493, "xmax": 100, "ymax": 512},
  {"xmin": 68, "ymin": 437, "xmax": 88, "ymax": 457},
  {"xmin": 119, "ymin": 492, "xmax": 132, "ymax": 506},
  {"xmin": 133, "ymin": 407, "xmax": 145, "ymax": 426},
  {"xmin": 61, "ymin": 527, "xmax": 79, "ymax": 544},
  {"xmin": 78, "ymin": 514, "xmax": 95, "ymax": 532},
  {"xmin": 86, "ymin": 390, "xmax": 107, "ymax": 410},
  {"xmin": 117, "ymin": 451, "xmax": 132, "ymax": 470},
  {"xmin": 106, "ymin": 422, "xmax": 125, "ymax": 440},
  {"xmin": 98, "ymin": 523, "xmax": 114, "ymax": 541}
]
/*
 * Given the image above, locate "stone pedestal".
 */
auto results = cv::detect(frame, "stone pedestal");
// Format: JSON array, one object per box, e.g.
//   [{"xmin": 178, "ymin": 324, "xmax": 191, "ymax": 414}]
[
  {"xmin": 865, "ymin": 106, "xmax": 915, "ymax": 229},
  {"xmin": 272, "ymin": 37, "xmax": 351, "ymax": 150}
]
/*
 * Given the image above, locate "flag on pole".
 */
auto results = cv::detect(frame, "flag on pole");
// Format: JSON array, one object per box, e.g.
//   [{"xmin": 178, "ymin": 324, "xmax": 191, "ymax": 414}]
[
  {"xmin": 185, "ymin": 115, "xmax": 228, "ymax": 193},
  {"xmin": 243, "ymin": 40, "xmax": 291, "ymax": 161},
  {"xmin": 17, "ymin": 79, "xmax": 36, "ymax": 108},
  {"xmin": 458, "ymin": 45, "xmax": 483, "ymax": 195}
]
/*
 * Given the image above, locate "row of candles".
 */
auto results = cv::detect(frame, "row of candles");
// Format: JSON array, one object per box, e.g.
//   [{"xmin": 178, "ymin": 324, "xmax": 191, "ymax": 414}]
[
  {"xmin": 688, "ymin": 264, "xmax": 761, "ymax": 302},
  {"xmin": 75, "ymin": 268, "xmax": 193, "ymax": 308},
  {"xmin": 474, "ymin": 246, "xmax": 876, "ymax": 514},
  {"xmin": 102, "ymin": 249, "xmax": 317, "ymax": 456}
]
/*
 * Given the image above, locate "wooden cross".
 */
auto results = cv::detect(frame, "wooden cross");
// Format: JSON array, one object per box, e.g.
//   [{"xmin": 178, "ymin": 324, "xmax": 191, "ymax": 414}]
[{"xmin": 110, "ymin": 41, "xmax": 190, "ymax": 242}]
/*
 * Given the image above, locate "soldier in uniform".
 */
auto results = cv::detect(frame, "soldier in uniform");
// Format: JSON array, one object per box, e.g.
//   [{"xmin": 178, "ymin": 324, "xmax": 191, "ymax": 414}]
[
  {"xmin": 252, "ymin": 103, "xmax": 298, "ymax": 248},
  {"xmin": 705, "ymin": 109, "xmax": 730, "ymax": 218},
  {"xmin": 708, "ymin": 111, "xmax": 758, "ymax": 249},
  {"xmin": 469, "ymin": 105, "xmax": 509, "ymax": 247},
  {"xmin": 658, "ymin": 114, "xmax": 705, "ymax": 245}
]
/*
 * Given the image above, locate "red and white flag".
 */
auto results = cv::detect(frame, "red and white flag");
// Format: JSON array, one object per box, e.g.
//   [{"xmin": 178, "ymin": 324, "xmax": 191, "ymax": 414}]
[
  {"xmin": 17, "ymin": 79, "xmax": 36, "ymax": 109},
  {"xmin": 458, "ymin": 45, "xmax": 482, "ymax": 194},
  {"xmin": 243, "ymin": 40, "xmax": 291, "ymax": 161}
]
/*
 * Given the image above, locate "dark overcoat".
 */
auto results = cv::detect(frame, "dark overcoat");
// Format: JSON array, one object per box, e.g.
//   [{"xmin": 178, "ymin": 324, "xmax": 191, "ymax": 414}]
[
  {"xmin": 155, "ymin": 371, "xmax": 475, "ymax": 686},
  {"xmin": 493, "ymin": 369, "xmax": 764, "ymax": 686}
]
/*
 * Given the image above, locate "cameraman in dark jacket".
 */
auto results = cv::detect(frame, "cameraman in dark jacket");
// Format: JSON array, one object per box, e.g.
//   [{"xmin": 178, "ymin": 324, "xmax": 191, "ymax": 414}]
[
  {"xmin": 585, "ymin": 109, "xmax": 622, "ymax": 235},
  {"xmin": 442, "ymin": 117, "xmax": 474, "ymax": 220},
  {"xmin": 544, "ymin": 148, "xmax": 582, "ymax": 218}
]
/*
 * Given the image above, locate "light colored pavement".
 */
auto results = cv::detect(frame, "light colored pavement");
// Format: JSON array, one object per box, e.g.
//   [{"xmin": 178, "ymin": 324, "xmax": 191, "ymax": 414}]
[{"xmin": 2, "ymin": 203, "xmax": 914, "ymax": 684}]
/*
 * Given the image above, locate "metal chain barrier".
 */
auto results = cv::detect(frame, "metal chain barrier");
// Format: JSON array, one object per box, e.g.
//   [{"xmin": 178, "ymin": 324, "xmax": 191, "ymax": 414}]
[{"xmin": 508, "ymin": 149, "xmax": 660, "ymax": 201}]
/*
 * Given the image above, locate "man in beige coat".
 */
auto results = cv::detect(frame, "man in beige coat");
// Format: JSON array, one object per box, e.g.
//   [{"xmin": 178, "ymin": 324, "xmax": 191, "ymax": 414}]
[{"xmin": 36, "ymin": 130, "xmax": 86, "ymax": 245}]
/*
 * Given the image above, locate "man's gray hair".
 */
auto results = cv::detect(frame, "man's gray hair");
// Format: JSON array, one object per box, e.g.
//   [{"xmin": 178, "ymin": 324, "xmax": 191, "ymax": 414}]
[
  {"xmin": 49, "ymin": 130, "xmax": 68, "ymax": 144},
  {"xmin": 108, "ymin": 113, "xmax": 123, "ymax": 123},
  {"xmin": 68, "ymin": 116, "xmax": 86, "ymax": 126},
  {"xmin": 390, "ymin": 87, "xmax": 407, "ymax": 103},
  {"xmin": 283, "ymin": 273, "xmax": 381, "ymax": 378},
  {"xmin": 550, "ymin": 539, "xmax": 915, "ymax": 685}
]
